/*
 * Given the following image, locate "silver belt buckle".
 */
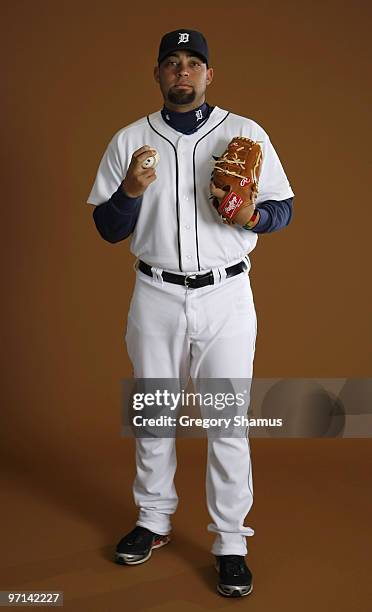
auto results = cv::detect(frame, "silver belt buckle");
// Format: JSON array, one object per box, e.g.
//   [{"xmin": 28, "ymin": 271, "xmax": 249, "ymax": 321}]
[{"xmin": 184, "ymin": 273, "xmax": 198, "ymax": 287}]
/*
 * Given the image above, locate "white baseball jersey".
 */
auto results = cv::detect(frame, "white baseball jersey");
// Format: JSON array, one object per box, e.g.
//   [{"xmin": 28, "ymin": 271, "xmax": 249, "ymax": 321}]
[{"xmin": 87, "ymin": 106, "xmax": 294, "ymax": 273}]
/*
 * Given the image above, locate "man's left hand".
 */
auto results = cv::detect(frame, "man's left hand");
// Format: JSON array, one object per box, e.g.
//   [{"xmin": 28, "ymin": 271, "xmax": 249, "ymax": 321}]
[{"xmin": 210, "ymin": 181, "xmax": 256, "ymax": 226}]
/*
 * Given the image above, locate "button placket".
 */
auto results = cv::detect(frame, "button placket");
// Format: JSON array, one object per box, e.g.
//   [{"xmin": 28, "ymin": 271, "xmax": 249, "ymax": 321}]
[{"xmin": 177, "ymin": 139, "xmax": 196, "ymax": 270}]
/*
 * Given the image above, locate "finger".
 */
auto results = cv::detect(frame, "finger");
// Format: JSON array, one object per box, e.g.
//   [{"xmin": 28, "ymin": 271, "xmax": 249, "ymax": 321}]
[
  {"xmin": 131, "ymin": 157, "xmax": 158, "ymax": 178},
  {"xmin": 143, "ymin": 169, "xmax": 156, "ymax": 180},
  {"xmin": 132, "ymin": 145, "xmax": 152, "ymax": 159},
  {"xmin": 209, "ymin": 181, "xmax": 217, "ymax": 194},
  {"xmin": 210, "ymin": 183, "xmax": 226, "ymax": 199},
  {"xmin": 147, "ymin": 173, "xmax": 157, "ymax": 184},
  {"xmin": 135, "ymin": 149, "xmax": 158, "ymax": 165}
]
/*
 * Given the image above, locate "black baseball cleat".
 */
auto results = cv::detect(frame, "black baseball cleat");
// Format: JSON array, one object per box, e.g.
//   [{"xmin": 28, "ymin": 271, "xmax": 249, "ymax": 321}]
[
  {"xmin": 115, "ymin": 525, "xmax": 171, "ymax": 565},
  {"xmin": 215, "ymin": 555, "xmax": 253, "ymax": 597}
]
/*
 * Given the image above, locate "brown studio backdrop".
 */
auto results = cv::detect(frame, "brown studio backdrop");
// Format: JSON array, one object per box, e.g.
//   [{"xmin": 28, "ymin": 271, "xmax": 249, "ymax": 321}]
[{"xmin": 1, "ymin": 0, "xmax": 372, "ymax": 602}]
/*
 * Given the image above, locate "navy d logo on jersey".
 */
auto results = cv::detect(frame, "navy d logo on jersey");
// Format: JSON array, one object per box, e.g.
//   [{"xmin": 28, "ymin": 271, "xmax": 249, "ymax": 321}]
[{"xmin": 178, "ymin": 32, "xmax": 190, "ymax": 44}]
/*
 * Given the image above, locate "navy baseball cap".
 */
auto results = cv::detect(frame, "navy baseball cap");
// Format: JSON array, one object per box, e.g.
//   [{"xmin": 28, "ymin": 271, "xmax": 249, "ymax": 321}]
[{"xmin": 158, "ymin": 29, "xmax": 209, "ymax": 66}]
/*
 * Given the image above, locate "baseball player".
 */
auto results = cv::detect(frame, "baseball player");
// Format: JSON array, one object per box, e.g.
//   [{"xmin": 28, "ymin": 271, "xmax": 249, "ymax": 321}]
[{"xmin": 87, "ymin": 29, "xmax": 294, "ymax": 598}]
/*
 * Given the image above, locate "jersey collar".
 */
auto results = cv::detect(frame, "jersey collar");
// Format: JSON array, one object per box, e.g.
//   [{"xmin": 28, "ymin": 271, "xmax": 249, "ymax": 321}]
[{"xmin": 147, "ymin": 106, "xmax": 229, "ymax": 143}]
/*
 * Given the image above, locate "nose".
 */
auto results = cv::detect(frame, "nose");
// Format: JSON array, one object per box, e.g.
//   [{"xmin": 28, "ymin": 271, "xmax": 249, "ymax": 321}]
[{"xmin": 177, "ymin": 61, "xmax": 189, "ymax": 77}]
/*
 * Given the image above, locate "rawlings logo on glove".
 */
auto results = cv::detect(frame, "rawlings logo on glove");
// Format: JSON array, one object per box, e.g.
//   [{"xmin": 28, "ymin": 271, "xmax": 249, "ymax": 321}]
[
  {"xmin": 223, "ymin": 193, "xmax": 243, "ymax": 217},
  {"xmin": 210, "ymin": 137, "xmax": 263, "ymax": 226}
]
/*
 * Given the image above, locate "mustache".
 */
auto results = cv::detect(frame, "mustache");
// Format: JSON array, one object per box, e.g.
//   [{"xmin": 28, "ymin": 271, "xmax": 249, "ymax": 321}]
[{"xmin": 171, "ymin": 83, "xmax": 194, "ymax": 89}]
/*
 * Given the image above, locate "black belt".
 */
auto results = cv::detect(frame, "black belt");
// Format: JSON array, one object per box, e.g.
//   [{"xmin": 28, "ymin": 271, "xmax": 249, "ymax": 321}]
[{"xmin": 138, "ymin": 259, "xmax": 247, "ymax": 289}]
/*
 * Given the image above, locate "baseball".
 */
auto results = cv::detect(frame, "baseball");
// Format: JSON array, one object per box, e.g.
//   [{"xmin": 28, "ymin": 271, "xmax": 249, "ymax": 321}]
[{"xmin": 142, "ymin": 150, "xmax": 160, "ymax": 169}]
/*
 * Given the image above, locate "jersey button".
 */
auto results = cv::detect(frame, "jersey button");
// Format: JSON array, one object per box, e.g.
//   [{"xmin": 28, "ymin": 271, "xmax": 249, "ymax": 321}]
[
  {"xmin": 186, "ymin": 255, "xmax": 192, "ymax": 259},
  {"xmin": 185, "ymin": 224, "xmax": 191, "ymax": 229}
]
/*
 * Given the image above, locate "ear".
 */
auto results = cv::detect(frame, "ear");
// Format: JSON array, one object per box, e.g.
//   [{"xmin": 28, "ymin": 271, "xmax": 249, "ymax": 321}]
[
  {"xmin": 154, "ymin": 65, "xmax": 160, "ymax": 83},
  {"xmin": 206, "ymin": 67, "xmax": 214, "ymax": 86}
]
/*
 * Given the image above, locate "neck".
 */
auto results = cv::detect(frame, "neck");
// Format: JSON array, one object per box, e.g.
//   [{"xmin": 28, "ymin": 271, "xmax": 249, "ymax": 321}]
[
  {"xmin": 161, "ymin": 101, "xmax": 213, "ymax": 135},
  {"xmin": 164, "ymin": 96, "xmax": 206, "ymax": 113}
]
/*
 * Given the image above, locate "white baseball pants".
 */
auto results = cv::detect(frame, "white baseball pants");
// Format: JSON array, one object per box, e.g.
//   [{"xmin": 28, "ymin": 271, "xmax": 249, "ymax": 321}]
[{"xmin": 125, "ymin": 257, "xmax": 257, "ymax": 556}]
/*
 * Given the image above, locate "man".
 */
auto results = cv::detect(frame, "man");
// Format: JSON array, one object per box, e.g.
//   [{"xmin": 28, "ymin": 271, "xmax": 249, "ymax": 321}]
[{"xmin": 87, "ymin": 29, "xmax": 294, "ymax": 598}]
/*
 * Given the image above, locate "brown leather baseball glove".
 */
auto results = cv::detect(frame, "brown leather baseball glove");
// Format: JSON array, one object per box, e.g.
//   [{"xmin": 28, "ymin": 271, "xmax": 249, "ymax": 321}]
[{"xmin": 210, "ymin": 137, "xmax": 263, "ymax": 226}]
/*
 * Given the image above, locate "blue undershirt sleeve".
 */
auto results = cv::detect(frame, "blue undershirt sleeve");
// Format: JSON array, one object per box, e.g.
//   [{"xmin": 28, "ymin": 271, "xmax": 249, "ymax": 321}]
[
  {"xmin": 250, "ymin": 197, "xmax": 294, "ymax": 233},
  {"xmin": 92, "ymin": 184, "xmax": 142, "ymax": 243}
]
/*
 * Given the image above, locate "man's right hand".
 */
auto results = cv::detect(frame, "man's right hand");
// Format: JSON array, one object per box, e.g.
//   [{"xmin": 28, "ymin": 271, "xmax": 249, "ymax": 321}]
[{"xmin": 121, "ymin": 145, "xmax": 158, "ymax": 198}]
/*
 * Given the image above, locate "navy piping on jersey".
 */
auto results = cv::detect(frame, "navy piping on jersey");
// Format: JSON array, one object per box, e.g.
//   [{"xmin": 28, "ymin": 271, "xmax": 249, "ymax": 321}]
[
  {"xmin": 192, "ymin": 112, "xmax": 230, "ymax": 270},
  {"xmin": 146, "ymin": 116, "xmax": 182, "ymax": 272},
  {"xmin": 147, "ymin": 111, "xmax": 230, "ymax": 272}
]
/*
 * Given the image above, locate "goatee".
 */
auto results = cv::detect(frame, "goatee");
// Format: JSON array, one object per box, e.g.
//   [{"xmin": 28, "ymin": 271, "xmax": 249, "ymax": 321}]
[{"xmin": 168, "ymin": 88, "xmax": 196, "ymax": 105}]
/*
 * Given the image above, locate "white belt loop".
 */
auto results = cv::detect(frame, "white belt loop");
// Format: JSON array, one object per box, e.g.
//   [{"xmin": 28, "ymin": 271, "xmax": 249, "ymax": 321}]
[
  {"xmin": 243, "ymin": 255, "xmax": 251, "ymax": 273},
  {"xmin": 218, "ymin": 265, "xmax": 227, "ymax": 282},
  {"xmin": 151, "ymin": 266, "xmax": 164, "ymax": 284},
  {"xmin": 133, "ymin": 258, "xmax": 139, "ymax": 272},
  {"xmin": 211, "ymin": 266, "xmax": 220, "ymax": 284}
]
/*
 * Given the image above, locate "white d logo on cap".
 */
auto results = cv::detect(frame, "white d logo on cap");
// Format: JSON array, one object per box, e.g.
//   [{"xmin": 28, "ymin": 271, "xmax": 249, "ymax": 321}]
[{"xmin": 178, "ymin": 33, "xmax": 190, "ymax": 44}]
